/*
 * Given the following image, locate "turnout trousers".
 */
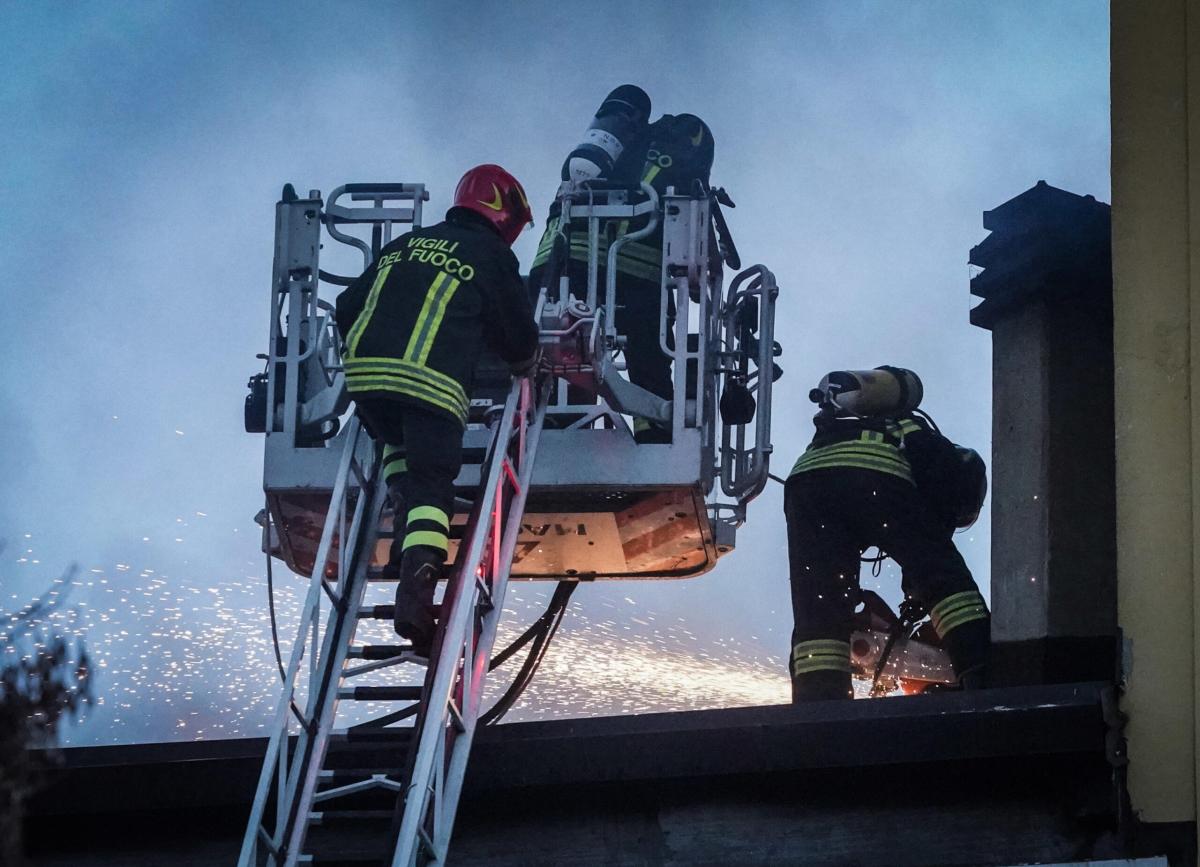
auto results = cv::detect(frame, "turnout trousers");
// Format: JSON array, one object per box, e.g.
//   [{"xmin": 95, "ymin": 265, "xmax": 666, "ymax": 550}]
[
  {"xmin": 784, "ymin": 468, "xmax": 990, "ymax": 701},
  {"xmin": 356, "ymin": 399, "xmax": 464, "ymax": 646},
  {"xmin": 616, "ymin": 273, "xmax": 673, "ymax": 406}
]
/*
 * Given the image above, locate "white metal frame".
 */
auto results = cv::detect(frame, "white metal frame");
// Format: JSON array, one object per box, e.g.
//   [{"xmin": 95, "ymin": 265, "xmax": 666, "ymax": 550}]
[
  {"xmin": 393, "ymin": 375, "xmax": 548, "ymax": 865},
  {"xmin": 239, "ymin": 415, "xmax": 385, "ymax": 866}
]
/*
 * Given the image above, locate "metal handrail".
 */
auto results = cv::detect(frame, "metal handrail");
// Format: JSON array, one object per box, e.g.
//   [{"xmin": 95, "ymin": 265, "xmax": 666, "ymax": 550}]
[
  {"xmin": 719, "ymin": 265, "xmax": 778, "ymax": 502},
  {"xmin": 603, "ymin": 182, "xmax": 659, "ymax": 330},
  {"xmin": 658, "ymin": 193, "xmax": 712, "ymax": 433},
  {"xmin": 323, "ymin": 183, "xmax": 429, "ymax": 270}
]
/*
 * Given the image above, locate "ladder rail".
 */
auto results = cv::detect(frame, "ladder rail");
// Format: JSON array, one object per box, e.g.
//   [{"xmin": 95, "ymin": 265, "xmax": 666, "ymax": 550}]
[
  {"xmin": 278, "ymin": 474, "xmax": 386, "ymax": 865},
  {"xmin": 437, "ymin": 379, "xmax": 550, "ymax": 852},
  {"xmin": 238, "ymin": 418, "xmax": 375, "ymax": 867},
  {"xmin": 392, "ymin": 375, "xmax": 547, "ymax": 867}
]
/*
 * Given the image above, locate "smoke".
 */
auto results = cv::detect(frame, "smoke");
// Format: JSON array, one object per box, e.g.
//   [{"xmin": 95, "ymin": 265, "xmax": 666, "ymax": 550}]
[{"xmin": 0, "ymin": 1, "xmax": 1109, "ymax": 744}]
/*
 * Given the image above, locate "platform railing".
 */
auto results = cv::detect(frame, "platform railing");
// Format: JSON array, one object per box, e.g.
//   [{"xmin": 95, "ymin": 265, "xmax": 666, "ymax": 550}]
[{"xmin": 719, "ymin": 265, "xmax": 779, "ymax": 504}]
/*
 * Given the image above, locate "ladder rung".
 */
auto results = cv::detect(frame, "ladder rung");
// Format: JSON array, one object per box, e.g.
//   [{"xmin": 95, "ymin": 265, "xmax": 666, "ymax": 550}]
[
  {"xmin": 348, "ymin": 644, "xmax": 415, "ymax": 659},
  {"xmin": 357, "ymin": 604, "xmax": 395, "ymax": 619},
  {"xmin": 300, "ymin": 852, "xmax": 386, "ymax": 865},
  {"xmin": 338, "ymin": 685, "xmax": 423, "ymax": 701},
  {"xmin": 357, "ymin": 603, "xmax": 441, "ymax": 620},
  {"xmin": 448, "ymin": 698, "xmax": 466, "ymax": 733},
  {"xmin": 290, "ymin": 700, "xmax": 314, "ymax": 732},
  {"xmin": 319, "ymin": 767, "xmax": 404, "ymax": 782},
  {"xmin": 367, "ymin": 566, "xmax": 456, "ymax": 582},
  {"xmin": 308, "ymin": 809, "xmax": 393, "ymax": 825},
  {"xmin": 338, "ymin": 726, "xmax": 416, "ymax": 743},
  {"xmin": 376, "ymin": 524, "xmax": 468, "ymax": 541},
  {"xmin": 418, "ymin": 826, "xmax": 441, "ymax": 858}
]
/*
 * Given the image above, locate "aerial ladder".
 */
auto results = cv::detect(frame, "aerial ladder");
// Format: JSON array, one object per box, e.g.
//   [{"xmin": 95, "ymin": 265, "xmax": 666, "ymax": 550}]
[{"xmin": 234, "ymin": 175, "xmax": 941, "ymax": 864}]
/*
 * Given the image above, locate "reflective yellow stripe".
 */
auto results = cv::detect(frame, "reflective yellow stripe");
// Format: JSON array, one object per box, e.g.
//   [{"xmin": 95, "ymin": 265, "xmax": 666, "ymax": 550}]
[
  {"xmin": 403, "ymin": 272, "xmax": 448, "ymax": 361},
  {"xmin": 796, "ymin": 451, "xmax": 909, "ymax": 469},
  {"xmin": 642, "ymin": 164, "xmax": 662, "ymax": 186},
  {"xmin": 936, "ymin": 606, "xmax": 989, "ymax": 636},
  {"xmin": 619, "ymin": 241, "xmax": 662, "ymax": 262},
  {"xmin": 790, "ymin": 441, "xmax": 914, "ymax": 482},
  {"xmin": 384, "ymin": 459, "xmax": 407, "ymax": 480},
  {"xmin": 532, "ymin": 217, "xmax": 607, "ymax": 269},
  {"xmin": 792, "ymin": 639, "xmax": 850, "ymax": 653},
  {"xmin": 930, "ymin": 591, "xmax": 989, "ymax": 638},
  {"xmin": 382, "ymin": 451, "xmax": 407, "ymax": 480},
  {"xmin": 790, "ymin": 462, "xmax": 913, "ymax": 483},
  {"xmin": 343, "ymin": 357, "xmax": 468, "ymax": 414},
  {"xmin": 898, "ymin": 419, "xmax": 923, "ymax": 435},
  {"xmin": 614, "ymin": 257, "xmax": 660, "ymax": 281},
  {"xmin": 348, "ymin": 356, "xmax": 466, "ymax": 397},
  {"xmin": 930, "ymin": 590, "xmax": 985, "ymax": 621},
  {"xmin": 414, "ymin": 276, "xmax": 462, "ymax": 365},
  {"xmin": 531, "ymin": 229, "xmax": 554, "ymax": 269},
  {"xmin": 345, "ymin": 375, "xmax": 465, "ymax": 423},
  {"xmin": 346, "ymin": 264, "xmax": 392, "ymax": 356},
  {"xmin": 407, "ymin": 506, "xmax": 449, "ymax": 531},
  {"xmin": 791, "ymin": 639, "xmax": 852, "ymax": 677},
  {"xmin": 343, "ymin": 370, "xmax": 465, "ymax": 417},
  {"xmin": 402, "ymin": 530, "xmax": 448, "ymax": 553},
  {"xmin": 793, "ymin": 442, "xmax": 909, "ymax": 461},
  {"xmin": 792, "ymin": 657, "xmax": 853, "ymax": 676}
]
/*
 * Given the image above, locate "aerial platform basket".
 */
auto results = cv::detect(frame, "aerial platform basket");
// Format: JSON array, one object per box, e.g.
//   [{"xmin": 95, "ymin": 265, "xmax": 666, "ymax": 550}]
[
  {"xmin": 250, "ymin": 179, "xmax": 780, "ymax": 582},
  {"xmin": 241, "ymin": 177, "xmax": 780, "ymax": 866}
]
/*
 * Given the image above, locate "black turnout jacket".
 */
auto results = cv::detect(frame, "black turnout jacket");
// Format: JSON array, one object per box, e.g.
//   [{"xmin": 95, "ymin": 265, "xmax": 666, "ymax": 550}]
[{"xmin": 335, "ymin": 211, "xmax": 538, "ymax": 427}]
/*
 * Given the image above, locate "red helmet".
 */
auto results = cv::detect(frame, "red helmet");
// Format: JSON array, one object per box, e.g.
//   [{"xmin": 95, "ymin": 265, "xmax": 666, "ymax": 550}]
[{"xmin": 451, "ymin": 164, "xmax": 533, "ymax": 246}]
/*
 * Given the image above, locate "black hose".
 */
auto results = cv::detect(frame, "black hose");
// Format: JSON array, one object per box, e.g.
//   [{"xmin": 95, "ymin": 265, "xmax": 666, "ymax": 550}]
[
  {"xmin": 480, "ymin": 581, "xmax": 577, "ymax": 725},
  {"xmin": 318, "ymin": 268, "xmax": 355, "ymax": 287},
  {"xmin": 912, "ymin": 408, "xmax": 943, "ymax": 436},
  {"xmin": 264, "ymin": 500, "xmax": 288, "ymax": 682}
]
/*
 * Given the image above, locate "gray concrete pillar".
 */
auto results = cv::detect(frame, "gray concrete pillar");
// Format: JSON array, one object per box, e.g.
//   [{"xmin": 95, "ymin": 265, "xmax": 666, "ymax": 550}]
[{"xmin": 969, "ymin": 180, "xmax": 1115, "ymax": 685}]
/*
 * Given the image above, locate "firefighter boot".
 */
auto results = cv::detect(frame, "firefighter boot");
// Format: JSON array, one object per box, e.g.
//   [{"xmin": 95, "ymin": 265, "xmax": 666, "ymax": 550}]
[
  {"xmin": 393, "ymin": 547, "xmax": 442, "ymax": 656},
  {"xmin": 791, "ymin": 669, "xmax": 853, "ymax": 702},
  {"xmin": 633, "ymin": 418, "xmax": 671, "ymax": 445}
]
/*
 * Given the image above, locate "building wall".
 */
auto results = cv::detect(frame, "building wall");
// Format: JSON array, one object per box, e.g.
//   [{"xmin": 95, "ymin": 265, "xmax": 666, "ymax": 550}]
[{"xmin": 1112, "ymin": 0, "xmax": 1200, "ymax": 825}]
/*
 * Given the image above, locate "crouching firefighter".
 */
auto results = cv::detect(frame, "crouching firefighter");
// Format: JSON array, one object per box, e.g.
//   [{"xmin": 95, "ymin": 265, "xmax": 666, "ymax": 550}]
[
  {"xmin": 334, "ymin": 164, "xmax": 539, "ymax": 654},
  {"xmin": 784, "ymin": 366, "xmax": 990, "ymax": 700}
]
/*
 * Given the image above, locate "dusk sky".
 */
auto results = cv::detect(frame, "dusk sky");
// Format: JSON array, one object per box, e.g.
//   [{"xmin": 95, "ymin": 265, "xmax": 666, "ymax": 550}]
[{"xmin": 0, "ymin": 1, "xmax": 1110, "ymax": 745}]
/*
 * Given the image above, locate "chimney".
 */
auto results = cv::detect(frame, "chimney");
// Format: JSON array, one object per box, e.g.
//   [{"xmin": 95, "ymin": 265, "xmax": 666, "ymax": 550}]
[{"xmin": 970, "ymin": 181, "xmax": 1116, "ymax": 685}]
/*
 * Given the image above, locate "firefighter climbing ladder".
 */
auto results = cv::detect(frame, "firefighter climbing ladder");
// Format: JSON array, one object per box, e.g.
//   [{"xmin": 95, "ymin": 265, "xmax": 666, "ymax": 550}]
[{"xmin": 239, "ymin": 373, "xmax": 547, "ymax": 866}]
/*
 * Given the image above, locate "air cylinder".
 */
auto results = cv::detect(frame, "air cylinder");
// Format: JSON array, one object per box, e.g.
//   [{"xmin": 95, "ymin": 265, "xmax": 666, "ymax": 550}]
[
  {"xmin": 809, "ymin": 366, "xmax": 923, "ymax": 417},
  {"xmin": 560, "ymin": 85, "xmax": 651, "ymax": 185}
]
